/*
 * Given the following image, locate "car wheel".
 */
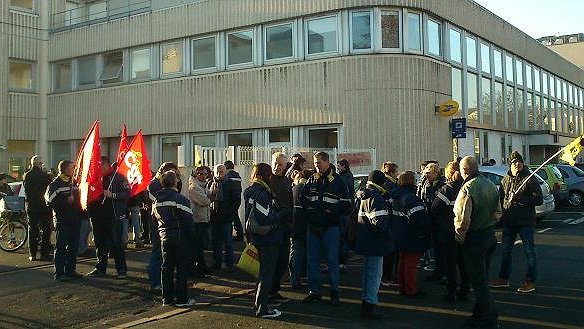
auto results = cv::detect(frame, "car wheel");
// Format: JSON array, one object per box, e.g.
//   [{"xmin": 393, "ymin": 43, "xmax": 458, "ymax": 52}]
[{"xmin": 568, "ymin": 191, "xmax": 583, "ymax": 207}]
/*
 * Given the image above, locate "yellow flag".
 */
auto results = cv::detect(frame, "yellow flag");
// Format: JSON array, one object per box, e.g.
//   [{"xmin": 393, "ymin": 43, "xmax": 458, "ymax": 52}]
[
  {"xmin": 560, "ymin": 135, "xmax": 584, "ymax": 166},
  {"xmin": 194, "ymin": 148, "xmax": 203, "ymax": 167}
]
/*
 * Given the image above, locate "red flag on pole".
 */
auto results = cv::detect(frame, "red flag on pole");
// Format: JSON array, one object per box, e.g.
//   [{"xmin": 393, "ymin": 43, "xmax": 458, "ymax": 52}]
[
  {"xmin": 116, "ymin": 124, "xmax": 128, "ymax": 167},
  {"xmin": 73, "ymin": 121, "xmax": 103, "ymax": 210},
  {"xmin": 117, "ymin": 129, "xmax": 152, "ymax": 197}
]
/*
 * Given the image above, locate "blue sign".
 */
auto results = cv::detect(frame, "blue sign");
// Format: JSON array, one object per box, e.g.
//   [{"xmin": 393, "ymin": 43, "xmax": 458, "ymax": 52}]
[{"xmin": 452, "ymin": 118, "xmax": 467, "ymax": 138}]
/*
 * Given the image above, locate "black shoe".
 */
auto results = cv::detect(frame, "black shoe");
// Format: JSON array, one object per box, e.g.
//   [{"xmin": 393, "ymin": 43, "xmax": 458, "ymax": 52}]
[
  {"xmin": 28, "ymin": 256, "xmax": 37, "ymax": 262},
  {"xmin": 54, "ymin": 275, "xmax": 68, "ymax": 282},
  {"xmin": 330, "ymin": 294, "xmax": 340, "ymax": 306},
  {"xmin": 444, "ymin": 290, "xmax": 456, "ymax": 303},
  {"xmin": 66, "ymin": 272, "xmax": 83, "ymax": 279},
  {"xmin": 39, "ymin": 254, "xmax": 52, "ymax": 261},
  {"xmin": 116, "ymin": 273, "xmax": 128, "ymax": 279},
  {"xmin": 86, "ymin": 269, "xmax": 106, "ymax": 277},
  {"xmin": 269, "ymin": 293, "xmax": 289, "ymax": 303},
  {"xmin": 361, "ymin": 301, "xmax": 384, "ymax": 320},
  {"xmin": 302, "ymin": 293, "xmax": 322, "ymax": 303}
]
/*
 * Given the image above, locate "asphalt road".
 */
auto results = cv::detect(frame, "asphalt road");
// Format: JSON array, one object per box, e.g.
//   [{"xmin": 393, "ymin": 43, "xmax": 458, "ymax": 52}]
[{"xmin": 1, "ymin": 208, "xmax": 583, "ymax": 329}]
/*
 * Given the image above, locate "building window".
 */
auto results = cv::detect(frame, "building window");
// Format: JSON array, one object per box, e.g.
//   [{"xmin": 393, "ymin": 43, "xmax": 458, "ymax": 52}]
[
  {"xmin": 449, "ymin": 28, "xmax": 461, "ymax": 62},
  {"xmin": 493, "ymin": 49, "xmax": 502, "ymax": 78},
  {"xmin": 227, "ymin": 132, "xmax": 253, "ymax": 146},
  {"xmin": 516, "ymin": 89, "xmax": 525, "ymax": 130},
  {"xmin": 265, "ymin": 23, "xmax": 294, "ymax": 61},
  {"xmin": 534, "ymin": 95, "xmax": 542, "ymax": 130},
  {"xmin": 466, "ymin": 36, "xmax": 477, "ymax": 69},
  {"xmin": 467, "ymin": 72, "xmax": 479, "ymax": 123},
  {"xmin": 130, "ymin": 48, "xmax": 151, "ymax": 80},
  {"xmin": 192, "ymin": 36, "xmax": 217, "ymax": 70},
  {"xmin": 54, "ymin": 61, "xmax": 71, "ymax": 91},
  {"xmin": 426, "ymin": 18, "xmax": 441, "ymax": 57},
  {"xmin": 88, "ymin": 1, "xmax": 107, "ymax": 21},
  {"xmin": 9, "ymin": 61, "xmax": 34, "ymax": 91},
  {"xmin": 562, "ymin": 81, "xmax": 567, "ymax": 102},
  {"xmin": 51, "ymin": 142, "xmax": 71, "ymax": 168},
  {"xmin": 494, "ymin": 82, "xmax": 504, "ymax": 128},
  {"xmin": 406, "ymin": 12, "xmax": 421, "ymax": 52},
  {"xmin": 161, "ymin": 136, "xmax": 181, "ymax": 163},
  {"xmin": 526, "ymin": 92, "xmax": 534, "ymax": 130},
  {"xmin": 227, "ymin": 30, "xmax": 254, "ymax": 65},
  {"xmin": 306, "ymin": 16, "xmax": 338, "ymax": 55},
  {"xmin": 480, "ymin": 43, "xmax": 490, "ymax": 74},
  {"xmin": 506, "ymin": 85, "xmax": 514, "ymax": 128},
  {"xmin": 543, "ymin": 97, "xmax": 550, "ymax": 129},
  {"xmin": 452, "ymin": 68, "xmax": 462, "ymax": 106},
  {"xmin": 542, "ymin": 72, "xmax": 548, "ymax": 95},
  {"xmin": 351, "ymin": 11, "xmax": 372, "ymax": 51},
  {"xmin": 193, "ymin": 134, "xmax": 216, "ymax": 147},
  {"xmin": 516, "ymin": 59, "xmax": 523, "ymax": 86},
  {"xmin": 100, "ymin": 51, "xmax": 123, "ymax": 84},
  {"xmin": 505, "ymin": 55, "xmax": 513, "ymax": 82},
  {"xmin": 534, "ymin": 68, "xmax": 540, "ymax": 92},
  {"xmin": 64, "ymin": 1, "xmax": 81, "ymax": 26},
  {"xmin": 10, "ymin": 0, "xmax": 34, "ymax": 11},
  {"xmin": 525, "ymin": 64, "xmax": 532, "ymax": 89},
  {"xmin": 481, "ymin": 77, "xmax": 491, "ymax": 126},
  {"xmin": 308, "ymin": 128, "xmax": 338, "ymax": 148},
  {"xmin": 550, "ymin": 75, "xmax": 555, "ymax": 98},
  {"xmin": 161, "ymin": 41, "xmax": 184, "ymax": 76},
  {"xmin": 380, "ymin": 10, "xmax": 400, "ymax": 49},
  {"xmin": 269, "ymin": 128, "xmax": 290, "ymax": 143},
  {"xmin": 78, "ymin": 56, "xmax": 96, "ymax": 87}
]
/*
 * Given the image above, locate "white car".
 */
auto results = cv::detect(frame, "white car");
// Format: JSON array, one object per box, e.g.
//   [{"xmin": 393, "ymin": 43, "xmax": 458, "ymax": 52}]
[{"xmin": 479, "ymin": 166, "xmax": 555, "ymax": 219}]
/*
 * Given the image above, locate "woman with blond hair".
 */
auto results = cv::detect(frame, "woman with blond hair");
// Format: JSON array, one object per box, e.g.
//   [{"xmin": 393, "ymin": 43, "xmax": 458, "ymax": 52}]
[{"xmin": 431, "ymin": 161, "xmax": 469, "ymax": 302}]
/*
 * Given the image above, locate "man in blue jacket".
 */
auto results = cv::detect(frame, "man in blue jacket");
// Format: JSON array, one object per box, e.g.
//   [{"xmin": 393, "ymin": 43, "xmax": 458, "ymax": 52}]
[
  {"xmin": 153, "ymin": 170, "xmax": 196, "ymax": 307},
  {"xmin": 300, "ymin": 151, "xmax": 352, "ymax": 306}
]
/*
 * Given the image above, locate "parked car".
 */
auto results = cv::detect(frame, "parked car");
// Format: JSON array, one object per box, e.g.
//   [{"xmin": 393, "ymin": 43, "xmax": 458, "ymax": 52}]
[
  {"xmin": 478, "ymin": 166, "xmax": 555, "ymax": 219},
  {"xmin": 551, "ymin": 164, "xmax": 584, "ymax": 207},
  {"xmin": 528, "ymin": 165, "xmax": 569, "ymax": 206}
]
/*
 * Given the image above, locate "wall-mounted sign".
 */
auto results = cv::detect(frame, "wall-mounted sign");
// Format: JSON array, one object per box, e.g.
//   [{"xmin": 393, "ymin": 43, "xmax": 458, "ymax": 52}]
[
  {"xmin": 436, "ymin": 100, "xmax": 460, "ymax": 117},
  {"xmin": 451, "ymin": 118, "xmax": 467, "ymax": 138}
]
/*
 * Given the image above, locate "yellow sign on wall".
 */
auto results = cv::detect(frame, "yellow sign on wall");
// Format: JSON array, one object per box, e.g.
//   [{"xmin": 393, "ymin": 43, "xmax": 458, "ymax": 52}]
[{"xmin": 436, "ymin": 100, "xmax": 459, "ymax": 117}]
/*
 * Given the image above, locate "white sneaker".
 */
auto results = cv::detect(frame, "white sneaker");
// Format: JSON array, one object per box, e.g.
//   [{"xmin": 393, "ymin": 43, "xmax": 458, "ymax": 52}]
[
  {"xmin": 175, "ymin": 298, "xmax": 196, "ymax": 307},
  {"xmin": 260, "ymin": 308, "xmax": 282, "ymax": 318}
]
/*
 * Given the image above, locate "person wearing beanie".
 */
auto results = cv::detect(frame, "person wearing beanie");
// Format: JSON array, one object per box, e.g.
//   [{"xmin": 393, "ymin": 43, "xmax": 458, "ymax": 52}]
[
  {"xmin": 490, "ymin": 151, "xmax": 543, "ymax": 293},
  {"xmin": 355, "ymin": 170, "xmax": 393, "ymax": 319}
]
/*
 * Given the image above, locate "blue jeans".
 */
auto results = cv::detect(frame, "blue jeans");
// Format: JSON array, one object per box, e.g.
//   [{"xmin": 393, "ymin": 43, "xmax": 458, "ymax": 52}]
[
  {"xmin": 362, "ymin": 256, "xmax": 383, "ymax": 304},
  {"xmin": 211, "ymin": 222, "xmax": 234, "ymax": 268},
  {"xmin": 307, "ymin": 225, "xmax": 340, "ymax": 296},
  {"xmin": 54, "ymin": 222, "xmax": 80, "ymax": 278},
  {"xmin": 499, "ymin": 224, "xmax": 538, "ymax": 282},
  {"xmin": 148, "ymin": 227, "xmax": 162, "ymax": 288},
  {"xmin": 289, "ymin": 237, "xmax": 306, "ymax": 287}
]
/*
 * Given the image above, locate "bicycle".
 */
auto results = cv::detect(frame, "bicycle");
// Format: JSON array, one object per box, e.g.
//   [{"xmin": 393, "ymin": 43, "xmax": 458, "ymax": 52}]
[{"xmin": 0, "ymin": 192, "xmax": 28, "ymax": 252}]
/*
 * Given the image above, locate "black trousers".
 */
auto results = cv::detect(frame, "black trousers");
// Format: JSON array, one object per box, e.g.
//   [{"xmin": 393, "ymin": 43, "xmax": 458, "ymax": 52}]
[
  {"xmin": 161, "ymin": 239, "xmax": 189, "ymax": 304},
  {"xmin": 54, "ymin": 221, "xmax": 80, "ymax": 277},
  {"xmin": 461, "ymin": 230, "xmax": 498, "ymax": 324},
  {"xmin": 192, "ymin": 222, "xmax": 209, "ymax": 272},
  {"xmin": 140, "ymin": 207, "xmax": 151, "ymax": 243},
  {"xmin": 271, "ymin": 234, "xmax": 291, "ymax": 295},
  {"xmin": 441, "ymin": 241, "xmax": 470, "ymax": 294},
  {"xmin": 382, "ymin": 250, "xmax": 399, "ymax": 281},
  {"xmin": 256, "ymin": 244, "xmax": 280, "ymax": 315},
  {"xmin": 27, "ymin": 210, "xmax": 52, "ymax": 258},
  {"xmin": 90, "ymin": 207, "xmax": 127, "ymax": 274}
]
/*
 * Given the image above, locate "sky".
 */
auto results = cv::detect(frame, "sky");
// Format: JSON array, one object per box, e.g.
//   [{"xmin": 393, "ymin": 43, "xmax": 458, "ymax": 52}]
[{"xmin": 473, "ymin": 0, "xmax": 584, "ymax": 39}]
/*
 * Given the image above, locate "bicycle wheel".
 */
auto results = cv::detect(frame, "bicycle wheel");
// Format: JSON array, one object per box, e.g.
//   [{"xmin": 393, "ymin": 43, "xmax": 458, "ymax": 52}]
[{"xmin": 0, "ymin": 220, "xmax": 28, "ymax": 252}]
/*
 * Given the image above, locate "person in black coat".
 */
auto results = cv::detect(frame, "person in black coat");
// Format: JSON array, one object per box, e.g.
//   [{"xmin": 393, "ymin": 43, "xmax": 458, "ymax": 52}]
[
  {"xmin": 153, "ymin": 170, "xmax": 196, "ymax": 307},
  {"xmin": 244, "ymin": 163, "xmax": 284, "ymax": 318},
  {"xmin": 380, "ymin": 161, "xmax": 399, "ymax": 286},
  {"xmin": 45, "ymin": 160, "xmax": 83, "ymax": 281},
  {"xmin": 87, "ymin": 156, "xmax": 130, "ymax": 279},
  {"xmin": 393, "ymin": 171, "xmax": 431, "ymax": 297},
  {"xmin": 290, "ymin": 169, "xmax": 311, "ymax": 289},
  {"xmin": 355, "ymin": 170, "xmax": 393, "ymax": 319},
  {"xmin": 209, "ymin": 164, "xmax": 236, "ymax": 271},
  {"xmin": 430, "ymin": 161, "xmax": 468, "ymax": 302},
  {"xmin": 23, "ymin": 155, "xmax": 53, "ymax": 261}
]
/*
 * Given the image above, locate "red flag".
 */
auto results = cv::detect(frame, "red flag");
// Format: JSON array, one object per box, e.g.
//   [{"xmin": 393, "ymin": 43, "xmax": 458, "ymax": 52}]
[
  {"xmin": 73, "ymin": 121, "xmax": 103, "ymax": 210},
  {"xmin": 116, "ymin": 124, "xmax": 128, "ymax": 167},
  {"xmin": 117, "ymin": 129, "xmax": 152, "ymax": 197}
]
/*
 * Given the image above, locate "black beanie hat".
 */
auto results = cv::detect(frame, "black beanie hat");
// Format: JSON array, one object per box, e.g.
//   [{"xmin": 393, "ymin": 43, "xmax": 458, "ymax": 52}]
[
  {"xmin": 368, "ymin": 170, "xmax": 386, "ymax": 186},
  {"xmin": 509, "ymin": 151, "xmax": 524, "ymax": 165}
]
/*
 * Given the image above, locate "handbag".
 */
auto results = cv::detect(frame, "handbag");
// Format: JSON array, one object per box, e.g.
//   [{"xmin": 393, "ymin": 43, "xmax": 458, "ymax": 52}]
[
  {"xmin": 236, "ymin": 244, "xmax": 260, "ymax": 278},
  {"xmin": 245, "ymin": 200, "xmax": 273, "ymax": 236}
]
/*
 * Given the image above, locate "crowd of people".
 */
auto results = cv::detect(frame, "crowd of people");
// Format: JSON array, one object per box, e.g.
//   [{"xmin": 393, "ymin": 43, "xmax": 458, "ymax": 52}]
[{"xmin": 0, "ymin": 149, "xmax": 545, "ymax": 329}]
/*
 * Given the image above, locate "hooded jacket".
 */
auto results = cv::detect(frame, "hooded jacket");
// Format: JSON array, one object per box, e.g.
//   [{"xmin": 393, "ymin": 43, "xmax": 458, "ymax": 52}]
[
  {"xmin": 243, "ymin": 181, "xmax": 283, "ymax": 246},
  {"xmin": 392, "ymin": 185, "xmax": 431, "ymax": 253},
  {"xmin": 153, "ymin": 188, "xmax": 195, "ymax": 242},
  {"xmin": 500, "ymin": 166, "xmax": 543, "ymax": 227},
  {"xmin": 355, "ymin": 182, "xmax": 393, "ymax": 256}
]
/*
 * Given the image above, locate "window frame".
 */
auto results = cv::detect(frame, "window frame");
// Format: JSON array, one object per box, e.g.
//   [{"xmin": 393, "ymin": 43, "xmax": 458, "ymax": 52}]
[
  {"xmin": 404, "ymin": 9, "xmax": 422, "ymax": 54},
  {"xmin": 226, "ymin": 28, "xmax": 256, "ymax": 69},
  {"xmin": 349, "ymin": 9, "xmax": 374, "ymax": 54},
  {"xmin": 9, "ymin": 0, "xmax": 36, "ymax": 13},
  {"xmin": 129, "ymin": 46, "xmax": 153, "ymax": 82},
  {"xmin": 160, "ymin": 39, "xmax": 187, "ymax": 79},
  {"xmin": 192, "ymin": 34, "xmax": 220, "ymax": 73},
  {"xmin": 479, "ymin": 42, "xmax": 491, "ymax": 76},
  {"xmin": 493, "ymin": 48, "xmax": 503, "ymax": 79},
  {"xmin": 227, "ymin": 131, "xmax": 254, "ymax": 147},
  {"xmin": 424, "ymin": 15, "xmax": 442, "ymax": 58},
  {"xmin": 263, "ymin": 21, "xmax": 297, "ymax": 64},
  {"xmin": 304, "ymin": 13, "xmax": 341, "ymax": 59},
  {"xmin": 376, "ymin": 8, "xmax": 402, "ymax": 53},
  {"xmin": 52, "ymin": 60, "xmax": 72, "ymax": 93},
  {"xmin": 465, "ymin": 34, "xmax": 477, "ymax": 70},
  {"xmin": 447, "ymin": 25, "xmax": 462, "ymax": 64},
  {"xmin": 99, "ymin": 51, "xmax": 124, "ymax": 85},
  {"xmin": 76, "ymin": 55, "xmax": 97, "ymax": 90},
  {"xmin": 8, "ymin": 59, "xmax": 35, "ymax": 92}
]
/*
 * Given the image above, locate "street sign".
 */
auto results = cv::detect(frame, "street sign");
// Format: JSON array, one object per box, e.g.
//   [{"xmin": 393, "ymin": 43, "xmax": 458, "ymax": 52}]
[
  {"xmin": 452, "ymin": 118, "xmax": 466, "ymax": 138},
  {"xmin": 436, "ymin": 100, "xmax": 460, "ymax": 117}
]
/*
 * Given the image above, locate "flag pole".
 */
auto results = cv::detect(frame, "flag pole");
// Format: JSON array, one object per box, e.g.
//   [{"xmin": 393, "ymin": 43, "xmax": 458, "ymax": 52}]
[{"xmin": 512, "ymin": 146, "xmax": 566, "ymax": 195}]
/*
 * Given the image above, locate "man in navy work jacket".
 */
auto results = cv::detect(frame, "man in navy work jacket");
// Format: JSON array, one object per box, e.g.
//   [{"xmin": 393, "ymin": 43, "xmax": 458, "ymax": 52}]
[
  {"xmin": 300, "ymin": 151, "xmax": 352, "ymax": 306},
  {"xmin": 153, "ymin": 170, "xmax": 196, "ymax": 307}
]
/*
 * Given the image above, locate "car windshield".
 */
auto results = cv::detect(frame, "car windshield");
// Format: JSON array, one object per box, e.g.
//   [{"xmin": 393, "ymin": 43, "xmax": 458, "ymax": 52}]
[{"xmin": 550, "ymin": 166, "xmax": 563, "ymax": 179}]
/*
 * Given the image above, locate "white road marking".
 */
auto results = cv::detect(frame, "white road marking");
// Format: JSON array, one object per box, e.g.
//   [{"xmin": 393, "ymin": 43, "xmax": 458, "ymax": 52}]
[
  {"xmin": 514, "ymin": 240, "xmax": 523, "ymax": 246},
  {"xmin": 563, "ymin": 218, "xmax": 575, "ymax": 224},
  {"xmin": 568, "ymin": 217, "xmax": 584, "ymax": 225},
  {"xmin": 540, "ymin": 219, "xmax": 566, "ymax": 223},
  {"xmin": 537, "ymin": 228, "xmax": 553, "ymax": 233}
]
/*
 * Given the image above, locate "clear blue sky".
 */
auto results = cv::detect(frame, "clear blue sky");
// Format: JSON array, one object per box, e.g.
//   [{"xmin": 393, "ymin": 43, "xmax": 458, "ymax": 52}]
[{"xmin": 474, "ymin": 0, "xmax": 584, "ymax": 39}]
